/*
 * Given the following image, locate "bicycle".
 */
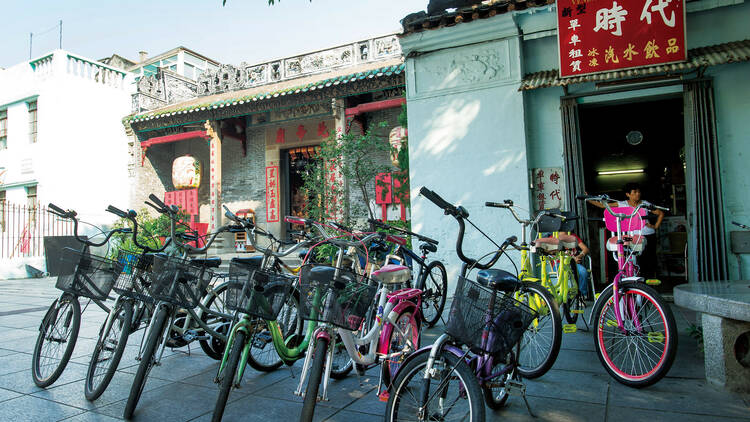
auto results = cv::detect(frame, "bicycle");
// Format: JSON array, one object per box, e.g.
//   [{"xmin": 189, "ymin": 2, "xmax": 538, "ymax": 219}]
[
  {"xmin": 579, "ymin": 193, "xmax": 678, "ymax": 387},
  {"xmin": 123, "ymin": 195, "xmax": 244, "ymax": 419},
  {"xmin": 485, "ymin": 200, "xmax": 565, "ymax": 378},
  {"xmin": 290, "ymin": 221, "xmax": 421, "ymax": 422},
  {"xmin": 385, "ymin": 187, "xmax": 560, "ymax": 421},
  {"xmin": 369, "ymin": 218, "xmax": 448, "ymax": 328},
  {"xmin": 32, "ymin": 203, "xmax": 131, "ymax": 388}
]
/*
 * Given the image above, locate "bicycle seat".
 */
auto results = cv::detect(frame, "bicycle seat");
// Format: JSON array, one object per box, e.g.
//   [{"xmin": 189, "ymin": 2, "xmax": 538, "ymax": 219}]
[
  {"xmin": 533, "ymin": 237, "xmax": 560, "ymax": 252},
  {"xmin": 606, "ymin": 235, "xmax": 646, "ymax": 252},
  {"xmin": 371, "ymin": 264, "xmax": 410, "ymax": 284},
  {"xmin": 190, "ymin": 257, "xmax": 222, "ymax": 268},
  {"xmin": 558, "ymin": 233, "xmax": 578, "ymax": 250},
  {"xmin": 231, "ymin": 256, "xmax": 262, "ymax": 268},
  {"xmin": 476, "ymin": 269, "xmax": 520, "ymax": 292},
  {"xmin": 420, "ymin": 242, "xmax": 437, "ymax": 254},
  {"xmin": 305, "ymin": 265, "xmax": 357, "ymax": 285}
]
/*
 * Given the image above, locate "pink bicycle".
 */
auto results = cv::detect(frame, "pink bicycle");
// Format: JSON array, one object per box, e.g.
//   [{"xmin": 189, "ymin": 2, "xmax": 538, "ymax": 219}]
[{"xmin": 579, "ymin": 194, "xmax": 677, "ymax": 388}]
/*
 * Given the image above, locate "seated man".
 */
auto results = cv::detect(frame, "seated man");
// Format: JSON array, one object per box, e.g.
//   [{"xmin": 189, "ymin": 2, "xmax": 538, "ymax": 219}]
[{"xmin": 571, "ymin": 234, "xmax": 591, "ymax": 300}]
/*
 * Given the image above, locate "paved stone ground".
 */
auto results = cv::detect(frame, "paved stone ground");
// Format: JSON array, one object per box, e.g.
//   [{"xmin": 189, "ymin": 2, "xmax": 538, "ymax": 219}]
[{"xmin": 0, "ymin": 277, "xmax": 748, "ymax": 421}]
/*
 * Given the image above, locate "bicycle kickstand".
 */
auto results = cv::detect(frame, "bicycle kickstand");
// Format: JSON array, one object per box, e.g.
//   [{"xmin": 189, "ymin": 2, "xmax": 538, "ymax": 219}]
[{"xmin": 508, "ymin": 378, "xmax": 535, "ymax": 418}]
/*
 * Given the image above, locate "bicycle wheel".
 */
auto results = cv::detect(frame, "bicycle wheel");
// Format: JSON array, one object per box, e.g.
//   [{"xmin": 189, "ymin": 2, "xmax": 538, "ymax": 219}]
[
  {"xmin": 246, "ymin": 284, "xmax": 300, "ymax": 372},
  {"xmin": 562, "ymin": 261, "xmax": 582, "ymax": 324},
  {"xmin": 482, "ymin": 364, "xmax": 511, "ymax": 410},
  {"xmin": 329, "ymin": 334, "xmax": 353, "ymax": 380},
  {"xmin": 85, "ymin": 300, "xmax": 133, "ymax": 401},
  {"xmin": 300, "ymin": 336, "xmax": 328, "ymax": 422},
  {"xmin": 32, "ymin": 294, "xmax": 81, "ymax": 388},
  {"xmin": 212, "ymin": 330, "xmax": 246, "ymax": 422},
  {"xmin": 385, "ymin": 348, "xmax": 484, "ymax": 422},
  {"xmin": 593, "ymin": 282, "xmax": 677, "ymax": 388},
  {"xmin": 381, "ymin": 310, "xmax": 420, "ymax": 389},
  {"xmin": 420, "ymin": 261, "xmax": 447, "ymax": 328},
  {"xmin": 515, "ymin": 282, "xmax": 562, "ymax": 379},
  {"xmin": 124, "ymin": 306, "xmax": 168, "ymax": 419},
  {"xmin": 200, "ymin": 283, "xmax": 233, "ymax": 360}
]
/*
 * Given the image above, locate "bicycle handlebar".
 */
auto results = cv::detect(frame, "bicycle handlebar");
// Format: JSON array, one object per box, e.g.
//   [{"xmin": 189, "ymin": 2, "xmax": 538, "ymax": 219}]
[
  {"xmin": 578, "ymin": 194, "xmax": 670, "ymax": 218},
  {"xmin": 732, "ymin": 221, "xmax": 750, "ymax": 230},
  {"xmin": 48, "ymin": 203, "xmax": 129, "ymax": 247},
  {"xmin": 106, "ymin": 204, "xmax": 172, "ymax": 253},
  {"xmin": 368, "ymin": 218, "xmax": 439, "ymax": 245}
]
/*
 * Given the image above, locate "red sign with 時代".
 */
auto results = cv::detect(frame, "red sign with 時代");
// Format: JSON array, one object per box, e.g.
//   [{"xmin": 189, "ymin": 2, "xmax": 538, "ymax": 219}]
[{"xmin": 557, "ymin": 0, "xmax": 686, "ymax": 78}]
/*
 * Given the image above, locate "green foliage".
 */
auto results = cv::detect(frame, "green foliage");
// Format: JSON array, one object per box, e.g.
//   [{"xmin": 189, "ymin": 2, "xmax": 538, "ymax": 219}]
[
  {"xmin": 108, "ymin": 208, "xmax": 189, "ymax": 258},
  {"xmin": 687, "ymin": 323, "xmax": 704, "ymax": 353}
]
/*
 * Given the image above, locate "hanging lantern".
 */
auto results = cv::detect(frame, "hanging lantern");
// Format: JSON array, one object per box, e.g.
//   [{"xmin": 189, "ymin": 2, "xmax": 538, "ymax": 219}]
[
  {"xmin": 389, "ymin": 126, "xmax": 407, "ymax": 167},
  {"xmin": 172, "ymin": 155, "xmax": 202, "ymax": 189}
]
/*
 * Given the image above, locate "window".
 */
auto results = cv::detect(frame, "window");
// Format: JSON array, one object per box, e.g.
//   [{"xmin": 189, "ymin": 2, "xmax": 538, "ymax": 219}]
[
  {"xmin": 28, "ymin": 101, "xmax": 37, "ymax": 143},
  {"xmin": 0, "ymin": 110, "xmax": 7, "ymax": 150},
  {"xmin": 26, "ymin": 185, "xmax": 37, "ymax": 224},
  {"xmin": 184, "ymin": 63, "xmax": 195, "ymax": 80}
]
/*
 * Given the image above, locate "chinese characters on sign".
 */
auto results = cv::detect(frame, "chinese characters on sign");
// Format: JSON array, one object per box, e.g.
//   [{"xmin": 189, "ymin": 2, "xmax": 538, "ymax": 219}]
[
  {"xmin": 557, "ymin": 0, "xmax": 686, "ymax": 77},
  {"xmin": 533, "ymin": 167, "xmax": 566, "ymax": 210},
  {"xmin": 265, "ymin": 166, "xmax": 280, "ymax": 222}
]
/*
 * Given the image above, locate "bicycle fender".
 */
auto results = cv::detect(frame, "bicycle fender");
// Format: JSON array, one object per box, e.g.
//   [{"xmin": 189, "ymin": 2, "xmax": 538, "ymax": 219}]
[
  {"xmin": 39, "ymin": 299, "xmax": 59, "ymax": 332},
  {"xmin": 588, "ymin": 281, "xmax": 615, "ymax": 326},
  {"xmin": 377, "ymin": 301, "xmax": 420, "ymax": 355}
]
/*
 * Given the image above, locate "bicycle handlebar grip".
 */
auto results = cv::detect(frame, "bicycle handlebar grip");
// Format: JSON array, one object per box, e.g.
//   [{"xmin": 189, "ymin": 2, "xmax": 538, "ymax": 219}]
[
  {"xmin": 48, "ymin": 202, "xmax": 67, "ymax": 215},
  {"xmin": 148, "ymin": 194, "xmax": 168, "ymax": 212},
  {"xmin": 576, "ymin": 194, "xmax": 597, "ymax": 200},
  {"xmin": 505, "ymin": 235, "xmax": 518, "ymax": 245},
  {"xmin": 419, "ymin": 186, "xmax": 452, "ymax": 211},
  {"xmin": 144, "ymin": 201, "xmax": 163, "ymax": 214},
  {"xmin": 485, "ymin": 201, "xmax": 509, "ymax": 208},
  {"xmin": 106, "ymin": 205, "xmax": 128, "ymax": 218}
]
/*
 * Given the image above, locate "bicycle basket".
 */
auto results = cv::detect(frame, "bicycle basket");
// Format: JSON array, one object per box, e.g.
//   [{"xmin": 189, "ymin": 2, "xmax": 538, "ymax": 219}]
[
  {"xmin": 148, "ymin": 254, "xmax": 212, "ymax": 309},
  {"xmin": 445, "ymin": 276, "xmax": 537, "ymax": 356},
  {"xmin": 298, "ymin": 264, "xmax": 377, "ymax": 331},
  {"xmin": 113, "ymin": 250, "xmax": 155, "ymax": 303},
  {"xmin": 54, "ymin": 247, "xmax": 123, "ymax": 301},
  {"xmin": 226, "ymin": 259, "xmax": 295, "ymax": 319}
]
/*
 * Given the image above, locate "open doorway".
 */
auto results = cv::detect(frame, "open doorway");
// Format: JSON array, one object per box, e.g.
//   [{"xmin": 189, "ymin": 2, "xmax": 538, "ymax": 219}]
[
  {"xmin": 280, "ymin": 146, "xmax": 320, "ymax": 237},
  {"xmin": 578, "ymin": 96, "xmax": 688, "ymax": 293}
]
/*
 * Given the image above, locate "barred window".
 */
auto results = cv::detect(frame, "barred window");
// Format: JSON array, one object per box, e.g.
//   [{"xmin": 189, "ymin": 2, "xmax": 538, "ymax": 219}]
[
  {"xmin": 28, "ymin": 101, "xmax": 37, "ymax": 143},
  {"xmin": 0, "ymin": 110, "xmax": 7, "ymax": 149}
]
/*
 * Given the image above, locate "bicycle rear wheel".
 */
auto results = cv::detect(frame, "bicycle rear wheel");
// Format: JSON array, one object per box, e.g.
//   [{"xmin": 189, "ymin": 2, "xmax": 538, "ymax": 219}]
[
  {"xmin": 385, "ymin": 348, "xmax": 484, "ymax": 422},
  {"xmin": 380, "ymin": 310, "xmax": 420, "ymax": 390},
  {"xmin": 420, "ymin": 261, "xmax": 447, "ymax": 328},
  {"xmin": 593, "ymin": 282, "xmax": 677, "ymax": 388},
  {"xmin": 32, "ymin": 294, "xmax": 81, "ymax": 388},
  {"xmin": 124, "ymin": 306, "xmax": 168, "ymax": 419},
  {"xmin": 212, "ymin": 330, "xmax": 246, "ymax": 422},
  {"xmin": 200, "ymin": 283, "xmax": 232, "ymax": 360},
  {"xmin": 515, "ymin": 282, "xmax": 562, "ymax": 379},
  {"xmin": 85, "ymin": 300, "xmax": 132, "ymax": 401}
]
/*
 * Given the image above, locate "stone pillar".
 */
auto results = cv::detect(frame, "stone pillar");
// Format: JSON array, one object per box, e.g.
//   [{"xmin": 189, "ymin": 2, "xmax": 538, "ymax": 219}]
[
  {"xmin": 702, "ymin": 313, "xmax": 750, "ymax": 393},
  {"xmin": 206, "ymin": 120, "xmax": 223, "ymax": 240},
  {"xmin": 331, "ymin": 98, "xmax": 346, "ymax": 221}
]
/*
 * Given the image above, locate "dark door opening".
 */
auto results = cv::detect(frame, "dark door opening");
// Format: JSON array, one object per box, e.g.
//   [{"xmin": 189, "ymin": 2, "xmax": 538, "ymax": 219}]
[
  {"xmin": 578, "ymin": 96, "xmax": 688, "ymax": 292},
  {"xmin": 281, "ymin": 146, "xmax": 320, "ymax": 237}
]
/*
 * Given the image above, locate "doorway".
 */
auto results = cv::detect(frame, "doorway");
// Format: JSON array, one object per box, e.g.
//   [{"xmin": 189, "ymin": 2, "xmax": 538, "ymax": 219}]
[
  {"xmin": 578, "ymin": 96, "xmax": 688, "ymax": 292},
  {"xmin": 280, "ymin": 145, "xmax": 320, "ymax": 237}
]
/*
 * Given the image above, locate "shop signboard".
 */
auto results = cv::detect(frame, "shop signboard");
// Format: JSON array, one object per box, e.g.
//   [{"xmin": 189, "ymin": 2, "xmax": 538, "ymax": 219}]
[
  {"xmin": 533, "ymin": 167, "xmax": 566, "ymax": 211},
  {"xmin": 557, "ymin": 0, "xmax": 686, "ymax": 78}
]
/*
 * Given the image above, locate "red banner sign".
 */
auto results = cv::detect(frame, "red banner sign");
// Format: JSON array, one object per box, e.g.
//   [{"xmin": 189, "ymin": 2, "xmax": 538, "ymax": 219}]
[
  {"xmin": 557, "ymin": 0, "xmax": 686, "ymax": 78},
  {"xmin": 265, "ymin": 166, "xmax": 280, "ymax": 223}
]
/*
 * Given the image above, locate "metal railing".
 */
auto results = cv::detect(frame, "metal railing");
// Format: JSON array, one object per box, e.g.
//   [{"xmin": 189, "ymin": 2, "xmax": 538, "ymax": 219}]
[{"xmin": 0, "ymin": 201, "xmax": 73, "ymax": 259}]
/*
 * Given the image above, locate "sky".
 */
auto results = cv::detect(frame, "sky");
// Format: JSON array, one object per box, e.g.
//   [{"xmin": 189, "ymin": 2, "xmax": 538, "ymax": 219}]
[{"xmin": 0, "ymin": 0, "xmax": 428, "ymax": 69}]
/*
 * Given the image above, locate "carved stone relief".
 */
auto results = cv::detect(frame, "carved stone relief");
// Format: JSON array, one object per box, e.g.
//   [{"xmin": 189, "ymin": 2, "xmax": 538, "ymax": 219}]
[
  {"xmin": 269, "ymin": 102, "xmax": 331, "ymax": 122},
  {"xmin": 245, "ymin": 64, "xmax": 268, "ymax": 86},
  {"xmin": 373, "ymin": 36, "xmax": 401, "ymax": 58},
  {"xmin": 164, "ymin": 74, "xmax": 197, "ymax": 104},
  {"xmin": 137, "ymin": 75, "xmax": 165, "ymax": 99}
]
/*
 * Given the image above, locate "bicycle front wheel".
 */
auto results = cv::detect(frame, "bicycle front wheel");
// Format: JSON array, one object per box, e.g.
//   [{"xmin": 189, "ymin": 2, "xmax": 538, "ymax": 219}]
[
  {"xmin": 516, "ymin": 282, "xmax": 562, "ymax": 379},
  {"xmin": 85, "ymin": 300, "xmax": 133, "ymax": 401},
  {"xmin": 200, "ymin": 282, "xmax": 233, "ymax": 361},
  {"xmin": 420, "ymin": 261, "xmax": 448, "ymax": 328},
  {"xmin": 385, "ymin": 348, "xmax": 484, "ymax": 422},
  {"xmin": 32, "ymin": 294, "xmax": 81, "ymax": 388},
  {"xmin": 593, "ymin": 282, "xmax": 677, "ymax": 388},
  {"xmin": 300, "ymin": 336, "xmax": 328, "ymax": 422},
  {"xmin": 212, "ymin": 329, "xmax": 246, "ymax": 422},
  {"xmin": 124, "ymin": 306, "xmax": 168, "ymax": 419}
]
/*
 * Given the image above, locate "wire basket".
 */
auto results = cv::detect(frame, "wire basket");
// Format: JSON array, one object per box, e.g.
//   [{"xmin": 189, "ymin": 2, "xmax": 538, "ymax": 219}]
[
  {"xmin": 148, "ymin": 254, "xmax": 212, "ymax": 309},
  {"xmin": 298, "ymin": 264, "xmax": 377, "ymax": 331},
  {"xmin": 113, "ymin": 250, "xmax": 154, "ymax": 303},
  {"xmin": 445, "ymin": 276, "xmax": 538, "ymax": 356},
  {"xmin": 225, "ymin": 259, "xmax": 295, "ymax": 319},
  {"xmin": 53, "ymin": 247, "xmax": 124, "ymax": 301}
]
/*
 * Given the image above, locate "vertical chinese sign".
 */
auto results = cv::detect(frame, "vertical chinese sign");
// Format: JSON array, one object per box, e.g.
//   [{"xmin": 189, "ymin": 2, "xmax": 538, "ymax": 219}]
[
  {"xmin": 557, "ymin": 0, "xmax": 686, "ymax": 77},
  {"xmin": 533, "ymin": 167, "xmax": 566, "ymax": 210},
  {"xmin": 207, "ymin": 122, "xmax": 222, "ymax": 234},
  {"xmin": 265, "ymin": 166, "xmax": 280, "ymax": 223}
]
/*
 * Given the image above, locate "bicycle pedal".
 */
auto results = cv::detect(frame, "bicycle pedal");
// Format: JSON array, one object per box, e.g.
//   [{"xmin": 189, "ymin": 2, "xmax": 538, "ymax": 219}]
[
  {"xmin": 646, "ymin": 279, "xmax": 661, "ymax": 286},
  {"xmin": 647, "ymin": 331, "xmax": 665, "ymax": 343},
  {"xmin": 563, "ymin": 324, "xmax": 577, "ymax": 333},
  {"xmin": 571, "ymin": 309, "xmax": 584, "ymax": 314}
]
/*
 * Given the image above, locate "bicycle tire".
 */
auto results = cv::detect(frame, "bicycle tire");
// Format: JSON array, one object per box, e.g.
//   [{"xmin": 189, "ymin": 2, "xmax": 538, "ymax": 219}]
[
  {"xmin": 329, "ymin": 334, "xmax": 353, "ymax": 380},
  {"xmin": 562, "ymin": 259, "xmax": 582, "ymax": 324},
  {"xmin": 300, "ymin": 336, "xmax": 328, "ymax": 422},
  {"xmin": 380, "ymin": 310, "xmax": 420, "ymax": 390},
  {"xmin": 212, "ymin": 329, "xmax": 246, "ymax": 422},
  {"xmin": 420, "ymin": 261, "xmax": 447, "ymax": 328},
  {"xmin": 200, "ymin": 283, "xmax": 232, "ymax": 360},
  {"xmin": 32, "ymin": 294, "xmax": 81, "ymax": 388},
  {"xmin": 85, "ymin": 300, "xmax": 133, "ymax": 401},
  {"xmin": 246, "ymin": 282, "xmax": 300, "ymax": 372},
  {"xmin": 385, "ymin": 348, "xmax": 484, "ymax": 422},
  {"xmin": 124, "ymin": 306, "xmax": 168, "ymax": 419},
  {"xmin": 592, "ymin": 282, "xmax": 677, "ymax": 388},
  {"xmin": 516, "ymin": 282, "xmax": 562, "ymax": 379},
  {"xmin": 482, "ymin": 365, "xmax": 511, "ymax": 410}
]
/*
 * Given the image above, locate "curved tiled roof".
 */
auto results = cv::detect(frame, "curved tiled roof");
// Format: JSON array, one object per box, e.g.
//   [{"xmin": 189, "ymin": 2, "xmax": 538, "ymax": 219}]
[
  {"xmin": 125, "ymin": 60, "xmax": 405, "ymax": 124},
  {"xmin": 519, "ymin": 39, "xmax": 750, "ymax": 91}
]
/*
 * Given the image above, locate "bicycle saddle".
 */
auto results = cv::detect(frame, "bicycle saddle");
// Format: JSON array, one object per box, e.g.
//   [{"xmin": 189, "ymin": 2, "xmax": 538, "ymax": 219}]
[
  {"xmin": 420, "ymin": 242, "xmax": 437, "ymax": 254},
  {"xmin": 190, "ymin": 257, "xmax": 222, "ymax": 268},
  {"xmin": 231, "ymin": 256, "xmax": 262, "ymax": 268},
  {"xmin": 533, "ymin": 236, "xmax": 560, "ymax": 252},
  {"xmin": 606, "ymin": 236, "xmax": 646, "ymax": 253},
  {"xmin": 476, "ymin": 269, "xmax": 520, "ymax": 292},
  {"xmin": 371, "ymin": 264, "xmax": 410, "ymax": 284},
  {"xmin": 557, "ymin": 233, "xmax": 578, "ymax": 250},
  {"xmin": 305, "ymin": 265, "xmax": 357, "ymax": 286}
]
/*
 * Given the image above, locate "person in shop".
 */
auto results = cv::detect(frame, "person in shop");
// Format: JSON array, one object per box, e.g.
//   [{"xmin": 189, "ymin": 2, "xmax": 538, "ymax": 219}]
[
  {"xmin": 570, "ymin": 234, "xmax": 592, "ymax": 301},
  {"xmin": 588, "ymin": 182, "xmax": 665, "ymax": 277}
]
